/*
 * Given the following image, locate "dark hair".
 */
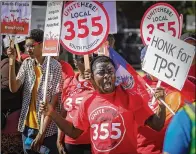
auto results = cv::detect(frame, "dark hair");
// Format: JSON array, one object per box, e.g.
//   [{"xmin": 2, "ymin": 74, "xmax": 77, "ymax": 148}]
[
  {"xmin": 90, "ymin": 56, "xmax": 115, "ymax": 73},
  {"xmin": 26, "ymin": 29, "xmax": 44, "ymax": 42},
  {"xmin": 107, "ymin": 34, "xmax": 115, "ymax": 41},
  {"xmin": 107, "ymin": 34, "xmax": 115, "ymax": 47},
  {"xmin": 180, "ymin": 33, "xmax": 196, "ymax": 41}
]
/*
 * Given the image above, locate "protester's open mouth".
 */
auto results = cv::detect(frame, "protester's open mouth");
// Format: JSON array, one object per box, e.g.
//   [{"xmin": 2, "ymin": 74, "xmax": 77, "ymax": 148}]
[{"xmin": 104, "ymin": 82, "xmax": 112, "ymax": 90}]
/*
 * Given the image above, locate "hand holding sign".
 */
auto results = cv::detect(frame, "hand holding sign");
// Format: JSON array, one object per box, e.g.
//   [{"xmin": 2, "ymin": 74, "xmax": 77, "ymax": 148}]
[
  {"xmin": 60, "ymin": 1, "xmax": 109, "ymax": 55},
  {"xmin": 142, "ymin": 30, "xmax": 195, "ymax": 90}
]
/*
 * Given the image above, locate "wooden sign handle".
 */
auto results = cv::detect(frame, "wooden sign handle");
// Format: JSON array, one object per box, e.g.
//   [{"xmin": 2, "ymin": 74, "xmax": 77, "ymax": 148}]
[
  {"xmin": 15, "ymin": 43, "xmax": 21, "ymax": 62},
  {"xmin": 9, "ymin": 35, "xmax": 15, "ymax": 66},
  {"xmin": 40, "ymin": 56, "xmax": 51, "ymax": 134},
  {"xmin": 84, "ymin": 54, "xmax": 90, "ymax": 70}
]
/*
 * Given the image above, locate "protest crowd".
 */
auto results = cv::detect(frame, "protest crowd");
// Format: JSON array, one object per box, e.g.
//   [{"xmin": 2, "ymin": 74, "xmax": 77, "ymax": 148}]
[{"xmin": 1, "ymin": 1, "xmax": 196, "ymax": 154}]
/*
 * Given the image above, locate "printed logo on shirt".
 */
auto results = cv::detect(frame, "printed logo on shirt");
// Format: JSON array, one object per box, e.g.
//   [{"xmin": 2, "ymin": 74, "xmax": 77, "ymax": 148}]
[
  {"xmin": 89, "ymin": 106, "xmax": 126, "ymax": 152},
  {"xmin": 64, "ymin": 97, "xmax": 84, "ymax": 118},
  {"xmin": 115, "ymin": 65, "xmax": 134, "ymax": 90},
  {"xmin": 64, "ymin": 81, "xmax": 93, "ymax": 119}
]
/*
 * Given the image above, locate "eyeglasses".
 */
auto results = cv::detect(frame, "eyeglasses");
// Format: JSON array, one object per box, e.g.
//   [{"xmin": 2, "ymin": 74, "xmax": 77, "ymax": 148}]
[{"xmin": 24, "ymin": 41, "xmax": 42, "ymax": 50}]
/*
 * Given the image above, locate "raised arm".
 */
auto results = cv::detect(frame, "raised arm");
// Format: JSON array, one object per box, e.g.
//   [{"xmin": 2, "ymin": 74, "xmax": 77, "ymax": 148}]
[
  {"xmin": 145, "ymin": 87, "xmax": 166, "ymax": 131},
  {"xmin": 7, "ymin": 48, "xmax": 23, "ymax": 93}
]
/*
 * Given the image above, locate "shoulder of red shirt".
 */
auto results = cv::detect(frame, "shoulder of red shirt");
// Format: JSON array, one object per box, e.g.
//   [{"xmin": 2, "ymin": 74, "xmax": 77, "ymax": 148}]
[
  {"xmin": 59, "ymin": 60, "xmax": 75, "ymax": 77},
  {"xmin": 62, "ymin": 73, "xmax": 94, "ymax": 102},
  {"xmin": 20, "ymin": 53, "xmax": 29, "ymax": 61}
]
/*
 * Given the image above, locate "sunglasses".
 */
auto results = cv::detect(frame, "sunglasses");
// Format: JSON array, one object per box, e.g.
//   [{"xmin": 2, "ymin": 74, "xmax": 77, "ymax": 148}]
[{"xmin": 24, "ymin": 41, "xmax": 42, "ymax": 50}]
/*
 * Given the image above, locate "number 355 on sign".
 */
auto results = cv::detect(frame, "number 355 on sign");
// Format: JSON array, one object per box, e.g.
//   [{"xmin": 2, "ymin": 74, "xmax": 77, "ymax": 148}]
[
  {"xmin": 140, "ymin": 3, "xmax": 181, "ymax": 45},
  {"xmin": 60, "ymin": 1, "xmax": 109, "ymax": 55}
]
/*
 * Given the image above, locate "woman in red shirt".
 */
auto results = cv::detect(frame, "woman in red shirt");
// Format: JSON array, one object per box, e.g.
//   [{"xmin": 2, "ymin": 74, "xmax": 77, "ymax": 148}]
[
  {"xmin": 40, "ymin": 56, "xmax": 166, "ymax": 154},
  {"xmin": 57, "ymin": 55, "xmax": 94, "ymax": 154}
]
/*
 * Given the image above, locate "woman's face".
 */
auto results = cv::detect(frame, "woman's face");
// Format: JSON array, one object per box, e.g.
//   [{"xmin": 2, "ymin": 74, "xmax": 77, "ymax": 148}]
[
  {"xmin": 92, "ymin": 62, "xmax": 116, "ymax": 94},
  {"xmin": 25, "ymin": 39, "xmax": 43, "ymax": 59}
]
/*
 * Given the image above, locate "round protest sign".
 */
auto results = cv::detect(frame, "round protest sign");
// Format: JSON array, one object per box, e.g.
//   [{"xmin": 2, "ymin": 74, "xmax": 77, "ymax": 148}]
[
  {"xmin": 140, "ymin": 3, "xmax": 180, "ymax": 45},
  {"xmin": 60, "ymin": 1, "xmax": 109, "ymax": 55}
]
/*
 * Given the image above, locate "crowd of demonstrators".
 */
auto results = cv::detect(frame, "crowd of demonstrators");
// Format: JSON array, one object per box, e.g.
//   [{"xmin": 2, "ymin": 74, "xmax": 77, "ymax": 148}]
[
  {"xmin": 6, "ymin": 29, "xmax": 62, "ymax": 154},
  {"xmin": 1, "ymin": 42, "xmax": 24, "ymax": 154},
  {"xmin": 136, "ymin": 44, "xmax": 195, "ymax": 154},
  {"xmin": 57, "ymin": 55, "xmax": 94, "ymax": 154},
  {"xmin": 2, "ymin": 29, "xmax": 195, "ymax": 154},
  {"xmin": 40, "ymin": 55, "xmax": 167, "ymax": 154}
]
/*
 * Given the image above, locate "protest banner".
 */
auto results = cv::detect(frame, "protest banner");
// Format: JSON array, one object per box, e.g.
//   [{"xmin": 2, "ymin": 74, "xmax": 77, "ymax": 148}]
[
  {"xmin": 140, "ymin": 2, "xmax": 181, "ymax": 45},
  {"xmin": 142, "ymin": 29, "xmax": 195, "ymax": 90},
  {"xmin": 60, "ymin": 1, "xmax": 110, "ymax": 55},
  {"xmin": 31, "ymin": 5, "xmax": 46, "ymax": 30},
  {"xmin": 1, "ymin": 1, "xmax": 31, "ymax": 35},
  {"xmin": 42, "ymin": 1, "xmax": 63, "ymax": 56}
]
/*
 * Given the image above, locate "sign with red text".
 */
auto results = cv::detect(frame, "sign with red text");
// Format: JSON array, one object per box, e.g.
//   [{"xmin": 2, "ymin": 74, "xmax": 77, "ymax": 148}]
[
  {"xmin": 60, "ymin": 1, "xmax": 109, "ymax": 55},
  {"xmin": 42, "ymin": 2, "xmax": 63, "ymax": 56},
  {"xmin": 1, "ymin": 1, "xmax": 32, "ymax": 35},
  {"xmin": 140, "ymin": 3, "xmax": 181, "ymax": 46},
  {"xmin": 142, "ymin": 30, "xmax": 195, "ymax": 90}
]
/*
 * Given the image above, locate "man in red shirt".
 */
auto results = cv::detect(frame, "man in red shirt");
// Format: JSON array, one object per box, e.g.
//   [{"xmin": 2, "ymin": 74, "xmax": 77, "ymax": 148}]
[
  {"xmin": 40, "ymin": 56, "xmax": 166, "ymax": 154},
  {"xmin": 57, "ymin": 55, "xmax": 94, "ymax": 154},
  {"xmin": 137, "ymin": 46, "xmax": 195, "ymax": 154},
  {"xmin": 53, "ymin": 48, "xmax": 75, "ymax": 80}
]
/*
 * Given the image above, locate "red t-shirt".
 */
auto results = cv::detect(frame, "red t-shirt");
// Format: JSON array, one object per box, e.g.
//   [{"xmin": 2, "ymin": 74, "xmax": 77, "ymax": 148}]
[
  {"xmin": 74, "ymin": 86, "xmax": 153, "ymax": 154},
  {"xmin": 62, "ymin": 74, "xmax": 94, "ymax": 144},
  {"xmin": 60, "ymin": 60, "xmax": 74, "ymax": 80},
  {"xmin": 137, "ymin": 76, "xmax": 195, "ymax": 154},
  {"xmin": 20, "ymin": 53, "xmax": 29, "ymax": 61},
  {"xmin": 188, "ymin": 64, "xmax": 196, "ymax": 85},
  {"xmin": 188, "ymin": 64, "xmax": 196, "ymax": 77}
]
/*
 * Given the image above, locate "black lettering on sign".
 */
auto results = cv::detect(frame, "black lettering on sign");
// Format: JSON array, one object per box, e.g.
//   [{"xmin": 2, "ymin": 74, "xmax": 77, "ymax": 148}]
[
  {"xmin": 153, "ymin": 54, "xmax": 180, "ymax": 81},
  {"xmin": 177, "ymin": 48, "xmax": 192, "ymax": 64},
  {"xmin": 151, "ymin": 36, "xmax": 176, "ymax": 57}
]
